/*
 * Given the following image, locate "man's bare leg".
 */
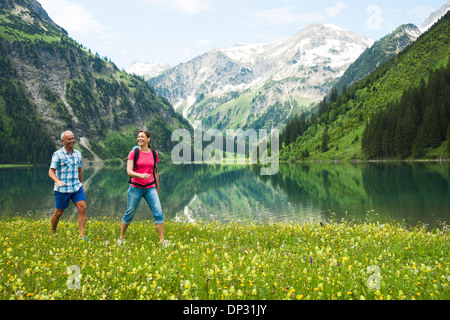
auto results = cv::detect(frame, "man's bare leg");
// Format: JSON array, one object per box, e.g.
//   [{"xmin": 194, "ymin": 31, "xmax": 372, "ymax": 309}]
[
  {"xmin": 75, "ymin": 200, "xmax": 87, "ymax": 238},
  {"xmin": 51, "ymin": 208, "xmax": 64, "ymax": 235}
]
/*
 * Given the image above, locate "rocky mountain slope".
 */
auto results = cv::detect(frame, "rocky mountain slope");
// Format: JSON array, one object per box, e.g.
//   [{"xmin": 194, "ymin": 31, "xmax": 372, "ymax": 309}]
[
  {"xmin": 149, "ymin": 23, "xmax": 374, "ymax": 131},
  {"xmin": 280, "ymin": 10, "xmax": 450, "ymax": 161},
  {"xmin": 420, "ymin": 0, "xmax": 450, "ymax": 32},
  {"xmin": 333, "ymin": 24, "xmax": 422, "ymax": 93},
  {"xmin": 334, "ymin": 1, "xmax": 450, "ymax": 94},
  {"xmin": 0, "ymin": 0, "xmax": 190, "ymax": 164}
]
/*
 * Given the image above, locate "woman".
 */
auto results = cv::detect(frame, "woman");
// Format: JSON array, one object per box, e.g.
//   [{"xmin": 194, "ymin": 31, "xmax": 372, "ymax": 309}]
[{"xmin": 118, "ymin": 129, "xmax": 169, "ymax": 246}]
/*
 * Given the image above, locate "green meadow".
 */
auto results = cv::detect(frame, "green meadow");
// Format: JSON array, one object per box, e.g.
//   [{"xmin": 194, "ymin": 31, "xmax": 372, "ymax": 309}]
[{"xmin": 0, "ymin": 216, "xmax": 448, "ymax": 300}]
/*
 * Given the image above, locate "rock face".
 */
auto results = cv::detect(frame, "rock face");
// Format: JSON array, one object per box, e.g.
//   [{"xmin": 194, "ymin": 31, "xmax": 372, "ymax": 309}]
[
  {"xmin": 149, "ymin": 23, "xmax": 374, "ymax": 130},
  {"xmin": 1, "ymin": 0, "xmax": 59, "ymax": 27},
  {"xmin": 0, "ymin": 0, "xmax": 190, "ymax": 163},
  {"xmin": 420, "ymin": 0, "xmax": 450, "ymax": 32}
]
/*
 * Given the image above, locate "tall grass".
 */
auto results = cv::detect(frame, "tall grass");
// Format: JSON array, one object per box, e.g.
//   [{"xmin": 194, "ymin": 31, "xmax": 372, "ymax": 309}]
[{"xmin": 0, "ymin": 216, "xmax": 448, "ymax": 300}]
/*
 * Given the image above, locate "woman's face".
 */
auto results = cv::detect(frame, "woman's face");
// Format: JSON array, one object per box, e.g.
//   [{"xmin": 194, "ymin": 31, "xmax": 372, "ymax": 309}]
[{"xmin": 137, "ymin": 132, "xmax": 150, "ymax": 147}]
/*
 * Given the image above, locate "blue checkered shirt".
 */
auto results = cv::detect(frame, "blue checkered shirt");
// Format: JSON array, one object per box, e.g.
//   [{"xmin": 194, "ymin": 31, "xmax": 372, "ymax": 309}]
[{"xmin": 50, "ymin": 147, "xmax": 83, "ymax": 193}]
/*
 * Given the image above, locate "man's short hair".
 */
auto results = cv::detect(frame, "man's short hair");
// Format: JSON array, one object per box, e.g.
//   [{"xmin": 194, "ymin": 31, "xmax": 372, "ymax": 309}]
[{"xmin": 61, "ymin": 131, "xmax": 74, "ymax": 140}]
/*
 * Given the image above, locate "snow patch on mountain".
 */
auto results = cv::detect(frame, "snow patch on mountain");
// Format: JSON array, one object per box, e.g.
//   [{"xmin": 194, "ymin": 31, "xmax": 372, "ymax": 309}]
[
  {"xmin": 220, "ymin": 43, "xmax": 273, "ymax": 64},
  {"xmin": 127, "ymin": 61, "xmax": 170, "ymax": 79},
  {"xmin": 420, "ymin": 0, "xmax": 450, "ymax": 33},
  {"xmin": 148, "ymin": 23, "xmax": 375, "ymax": 130}
]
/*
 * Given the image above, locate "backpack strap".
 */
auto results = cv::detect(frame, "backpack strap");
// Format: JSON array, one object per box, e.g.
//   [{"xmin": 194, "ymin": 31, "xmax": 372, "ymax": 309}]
[
  {"xmin": 152, "ymin": 149, "xmax": 158, "ymax": 174},
  {"xmin": 133, "ymin": 146, "xmax": 139, "ymax": 171}
]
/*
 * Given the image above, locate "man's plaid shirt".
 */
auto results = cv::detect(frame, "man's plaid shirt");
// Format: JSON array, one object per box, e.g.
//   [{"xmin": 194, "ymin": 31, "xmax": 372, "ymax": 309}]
[{"xmin": 50, "ymin": 147, "xmax": 83, "ymax": 193}]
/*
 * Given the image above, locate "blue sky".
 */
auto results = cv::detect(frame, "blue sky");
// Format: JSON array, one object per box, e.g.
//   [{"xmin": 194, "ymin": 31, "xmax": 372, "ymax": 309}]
[{"xmin": 37, "ymin": 0, "xmax": 448, "ymax": 70}]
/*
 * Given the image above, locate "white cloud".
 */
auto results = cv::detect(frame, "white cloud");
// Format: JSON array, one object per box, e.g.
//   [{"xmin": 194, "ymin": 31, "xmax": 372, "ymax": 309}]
[
  {"xmin": 38, "ymin": 0, "xmax": 108, "ymax": 35},
  {"xmin": 251, "ymin": 2, "xmax": 346, "ymax": 26},
  {"xmin": 325, "ymin": 2, "xmax": 346, "ymax": 17},
  {"xmin": 411, "ymin": 5, "xmax": 437, "ymax": 21},
  {"xmin": 181, "ymin": 47, "xmax": 193, "ymax": 56},
  {"xmin": 196, "ymin": 39, "xmax": 213, "ymax": 46},
  {"xmin": 144, "ymin": 0, "xmax": 213, "ymax": 15}
]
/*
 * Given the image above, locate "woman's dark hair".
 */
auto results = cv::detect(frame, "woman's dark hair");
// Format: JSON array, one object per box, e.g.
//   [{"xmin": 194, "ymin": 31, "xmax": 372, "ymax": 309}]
[{"xmin": 138, "ymin": 129, "xmax": 151, "ymax": 148}]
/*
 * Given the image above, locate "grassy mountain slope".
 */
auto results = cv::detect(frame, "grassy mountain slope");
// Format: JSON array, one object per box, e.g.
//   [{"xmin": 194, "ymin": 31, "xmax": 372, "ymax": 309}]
[
  {"xmin": 280, "ymin": 11, "xmax": 450, "ymax": 162},
  {"xmin": 333, "ymin": 24, "xmax": 421, "ymax": 94},
  {"xmin": 0, "ymin": 0, "xmax": 191, "ymax": 164}
]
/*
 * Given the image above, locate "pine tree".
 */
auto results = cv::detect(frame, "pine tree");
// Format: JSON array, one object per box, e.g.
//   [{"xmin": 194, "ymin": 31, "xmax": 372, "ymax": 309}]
[
  {"xmin": 446, "ymin": 123, "xmax": 450, "ymax": 157},
  {"xmin": 290, "ymin": 115, "xmax": 300, "ymax": 143},
  {"xmin": 329, "ymin": 87, "xmax": 338, "ymax": 104},
  {"xmin": 394, "ymin": 111, "xmax": 415, "ymax": 159},
  {"xmin": 382, "ymin": 106, "xmax": 397, "ymax": 158},
  {"xmin": 422, "ymin": 103, "xmax": 442, "ymax": 149},
  {"xmin": 282, "ymin": 124, "xmax": 291, "ymax": 146},
  {"xmin": 321, "ymin": 126, "xmax": 330, "ymax": 153},
  {"xmin": 412, "ymin": 128, "xmax": 426, "ymax": 158},
  {"xmin": 299, "ymin": 112, "xmax": 307, "ymax": 136},
  {"xmin": 362, "ymin": 119, "xmax": 373, "ymax": 158}
]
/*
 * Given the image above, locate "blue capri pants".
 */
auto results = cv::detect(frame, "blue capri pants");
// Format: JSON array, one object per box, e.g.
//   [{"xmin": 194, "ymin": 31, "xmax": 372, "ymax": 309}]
[{"xmin": 122, "ymin": 185, "xmax": 164, "ymax": 225}]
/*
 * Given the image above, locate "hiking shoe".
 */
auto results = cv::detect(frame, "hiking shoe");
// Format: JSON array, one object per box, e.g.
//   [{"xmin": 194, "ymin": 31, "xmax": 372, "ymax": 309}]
[{"xmin": 117, "ymin": 238, "xmax": 126, "ymax": 246}]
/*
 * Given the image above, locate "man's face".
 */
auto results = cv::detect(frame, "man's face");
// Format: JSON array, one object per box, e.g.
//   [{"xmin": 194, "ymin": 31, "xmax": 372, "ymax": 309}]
[{"xmin": 62, "ymin": 133, "xmax": 75, "ymax": 149}]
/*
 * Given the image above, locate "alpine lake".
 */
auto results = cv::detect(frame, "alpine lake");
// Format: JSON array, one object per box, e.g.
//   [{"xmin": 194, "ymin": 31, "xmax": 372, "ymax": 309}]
[{"xmin": 1, "ymin": 160, "xmax": 449, "ymax": 230}]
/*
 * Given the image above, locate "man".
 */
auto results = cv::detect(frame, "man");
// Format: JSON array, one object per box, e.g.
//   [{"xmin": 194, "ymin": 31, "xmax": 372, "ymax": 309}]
[{"xmin": 49, "ymin": 131, "xmax": 87, "ymax": 240}]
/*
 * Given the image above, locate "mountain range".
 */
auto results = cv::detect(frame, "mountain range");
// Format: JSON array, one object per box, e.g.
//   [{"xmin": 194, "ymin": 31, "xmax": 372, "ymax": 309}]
[
  {"xmin": 1, "ymin": 0, "xmax": 449, "ymax": 165},
  {"xmin": 146, "ymin": 24, "xmax": 374, "ymax": 131},
  {"xmin": 280, "ymin": 9, "xmax": 450, "ymax": 161},
  {"xmin": 129, "ymin": 1, "xmax": 449, "ymax": 133}
]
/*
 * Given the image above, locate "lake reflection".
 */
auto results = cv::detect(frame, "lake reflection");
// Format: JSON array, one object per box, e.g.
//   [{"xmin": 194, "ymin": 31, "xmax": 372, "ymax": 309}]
[{"xmin": 0, "ymin": 162, "xmax": 449, "ymax": 227}]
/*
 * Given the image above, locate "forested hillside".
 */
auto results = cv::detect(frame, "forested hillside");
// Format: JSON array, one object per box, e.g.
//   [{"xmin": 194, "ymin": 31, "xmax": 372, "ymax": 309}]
[
  {"xmin": 361, "ymin": 63, "xmax": 449, "ymax": 159},
  {"xmin": 280, "ymin": 11, "xmax": 450, "ymax": 161},
  {"xmin": 0, "ymin": 0, "xmax": 191, "ymax": 164},
  {"xmin": 333, "ymin": 24, "xmax": 421, "ymax": 94}
]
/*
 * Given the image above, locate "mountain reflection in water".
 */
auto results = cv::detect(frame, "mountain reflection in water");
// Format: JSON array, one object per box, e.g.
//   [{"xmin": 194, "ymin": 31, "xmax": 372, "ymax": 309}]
[{"xmin": 1, "ymin": 162, "xmax": 448, "ymax": 227}]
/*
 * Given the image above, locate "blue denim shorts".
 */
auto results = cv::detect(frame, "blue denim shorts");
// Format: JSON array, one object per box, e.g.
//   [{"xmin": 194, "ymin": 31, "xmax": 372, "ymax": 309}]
[
  {"xmin": 122, "ymin": 186, "xmax": 164, "ymax": 225},
  {"xmin": 54, "ymin": 187, "xmax": 86, "ymax": 210}
]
